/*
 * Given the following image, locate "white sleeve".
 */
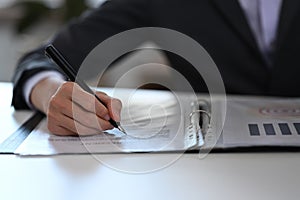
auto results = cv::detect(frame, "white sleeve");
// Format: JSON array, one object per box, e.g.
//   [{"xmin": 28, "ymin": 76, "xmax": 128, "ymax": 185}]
[{"xmin": 23, "ymin": 71, "xmax": 65, "ymax": 109}]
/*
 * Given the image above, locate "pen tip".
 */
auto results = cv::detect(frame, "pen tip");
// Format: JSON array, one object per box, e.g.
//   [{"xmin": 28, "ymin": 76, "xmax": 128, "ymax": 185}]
[
  {"xmin": 118, "ymin": 126, "xmax": 127, "ymax": 135},
  {"xmin": 115, "ymin": 122, "xmax": 126, "ymax": 134}
]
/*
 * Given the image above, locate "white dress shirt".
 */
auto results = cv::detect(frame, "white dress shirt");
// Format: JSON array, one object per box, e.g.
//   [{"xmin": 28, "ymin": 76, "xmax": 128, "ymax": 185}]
[
  {"xmin": 23, "ymin": 71, "xmax": 65, "ymax": 109},
  {"xmin": 23, "ymin": 0, "xmax": 284, "ymax": 108},
  {"xmin": 239, "ymin": 0, "xmax": 282, "ymax": 64}
]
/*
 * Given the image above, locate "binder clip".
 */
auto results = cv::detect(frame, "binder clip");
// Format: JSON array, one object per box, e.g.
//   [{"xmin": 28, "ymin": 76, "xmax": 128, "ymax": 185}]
[{"xmin": 185, "ymin": 109, "xmax": 211, "ymax": 149}]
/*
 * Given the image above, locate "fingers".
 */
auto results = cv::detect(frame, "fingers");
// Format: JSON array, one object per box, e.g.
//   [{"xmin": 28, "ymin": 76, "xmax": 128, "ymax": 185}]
[
  {"xmin": 96, "ymin": 92, "xmax": 122, "ymax": 122},
  {"xmin": 47, "ymin": 112, "xmax": 112, "ymax": 136},
  {"xmin": 46, "ymin": 124, "xmax": 77, "ymax": 136},
  {"xmin": 46, "ymin": 82, "xmax": 119, "ymax": 136},
  {"xmin": 71, "ymin": 84, "xmax": 110, "ymax": 120}
]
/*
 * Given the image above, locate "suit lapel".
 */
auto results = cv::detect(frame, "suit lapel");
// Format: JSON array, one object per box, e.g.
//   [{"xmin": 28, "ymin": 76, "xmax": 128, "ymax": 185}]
[
  {"xmin": 269, "ymin": 0, "xmax": 300, "ymax": 94},
  {"xmin": 211, "ymin": 0, "xmax": 260, "ymax": 52},
  {"xmin": 276, "ymin": 0, "xmax": 300, "ymax": 50}
]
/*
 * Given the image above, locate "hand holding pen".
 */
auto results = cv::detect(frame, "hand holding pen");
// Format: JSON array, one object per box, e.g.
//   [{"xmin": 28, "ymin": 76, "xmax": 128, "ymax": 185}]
[{"xmin": 29, "ymin": 45, "xmax": 126, "ymax": 136}]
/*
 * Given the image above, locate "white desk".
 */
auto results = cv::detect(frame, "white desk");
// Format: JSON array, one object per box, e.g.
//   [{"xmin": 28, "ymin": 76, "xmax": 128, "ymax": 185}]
[{"xmin": 1, "ymin": 82, "xmax": 300, "ymax": 200}]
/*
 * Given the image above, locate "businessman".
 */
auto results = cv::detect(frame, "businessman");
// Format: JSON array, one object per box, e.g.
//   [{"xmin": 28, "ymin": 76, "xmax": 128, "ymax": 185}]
[{"xmin": 12, "ymin": 0, "xmax": 300, "ymax": 135}]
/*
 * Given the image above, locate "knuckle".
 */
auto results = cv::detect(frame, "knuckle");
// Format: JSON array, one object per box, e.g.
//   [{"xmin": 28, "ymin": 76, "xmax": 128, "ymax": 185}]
[
  {"xmin": 87, "ymin": 99, "xmax": 96, "ymax": 111},
  {"xmin": 49, "ymin": 96, "xmax": 66, "ymax": 110},
  {"xmin": 49, "ymin": 95, "xmax": 59, "ymax": 105},
  {"xmin": 60, "ymin": 82, "xmax": 73, "ymax": 93}
]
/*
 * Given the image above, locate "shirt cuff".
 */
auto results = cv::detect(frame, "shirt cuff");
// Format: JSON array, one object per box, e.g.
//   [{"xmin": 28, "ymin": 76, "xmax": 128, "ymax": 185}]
[{"xmin": 23, "ymin": 71, "xmax": 65, "ymax": 109}]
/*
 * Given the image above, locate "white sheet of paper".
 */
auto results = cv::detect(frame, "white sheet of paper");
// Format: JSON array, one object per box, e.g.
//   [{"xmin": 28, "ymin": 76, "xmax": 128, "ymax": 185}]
[
  {"xmin": 15, "ymin": 89, "xmax": 194, "ymax": 155},
  {"xmin": 220, "ymin": 98, "xmax": 300, "ymax": 148}
]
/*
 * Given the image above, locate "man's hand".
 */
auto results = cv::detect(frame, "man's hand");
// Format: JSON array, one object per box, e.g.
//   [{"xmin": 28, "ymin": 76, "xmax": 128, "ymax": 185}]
[{"xmin": 30, "ymin": 77, "xmax": 122, "ymax": 136}]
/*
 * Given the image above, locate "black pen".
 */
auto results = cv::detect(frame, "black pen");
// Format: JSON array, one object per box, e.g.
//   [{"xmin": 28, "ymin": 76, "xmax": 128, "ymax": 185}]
[{"xmin": 45, "ymin": 44, "xmax": 126, "ymax": 134}]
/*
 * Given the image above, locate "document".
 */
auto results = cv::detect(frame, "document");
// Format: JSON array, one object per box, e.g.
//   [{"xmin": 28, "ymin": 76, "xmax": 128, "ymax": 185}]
[
  {"xmin": 212, "ymin": 97, "xmax": 300, "ymax": 149},
  {"xmin": 12, "ymin": 89, "xmax": 300, "ymax": 155},
  {"xmin": 15, "ymin": 89, "xmax": 194, "ymax": 155}
]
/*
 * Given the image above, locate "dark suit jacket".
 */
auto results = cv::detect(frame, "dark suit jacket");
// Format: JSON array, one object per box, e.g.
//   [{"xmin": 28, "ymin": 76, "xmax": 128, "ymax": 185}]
[{"xmin": 12, "ymin": 0, "xmax": 300, "ymax": 109}]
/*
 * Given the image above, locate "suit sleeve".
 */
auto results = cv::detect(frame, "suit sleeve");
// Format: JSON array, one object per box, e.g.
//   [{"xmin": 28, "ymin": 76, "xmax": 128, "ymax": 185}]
[
  {"xmin": 12, "ymin": 0, "xmax": 152, "ymax": 109},
  {"xmin": 12, "ymin": 46, "xmax": 62, "ymax": 109}
]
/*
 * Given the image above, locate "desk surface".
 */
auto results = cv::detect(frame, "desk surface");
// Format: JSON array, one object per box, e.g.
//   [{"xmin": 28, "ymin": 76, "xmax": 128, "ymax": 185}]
[{"xmin": 1, "ymin": 82, "xmax": 300, "ymax": 200}]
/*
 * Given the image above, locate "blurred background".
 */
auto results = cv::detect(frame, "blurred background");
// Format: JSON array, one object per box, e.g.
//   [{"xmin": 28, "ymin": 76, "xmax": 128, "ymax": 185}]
[
  {"xmin": 0, "ymin": 0, "xmax": 173, "ymax": 91},
  {"xmin": 0, "ymin": 0, "xmax": 106, "ymax": 82}
]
